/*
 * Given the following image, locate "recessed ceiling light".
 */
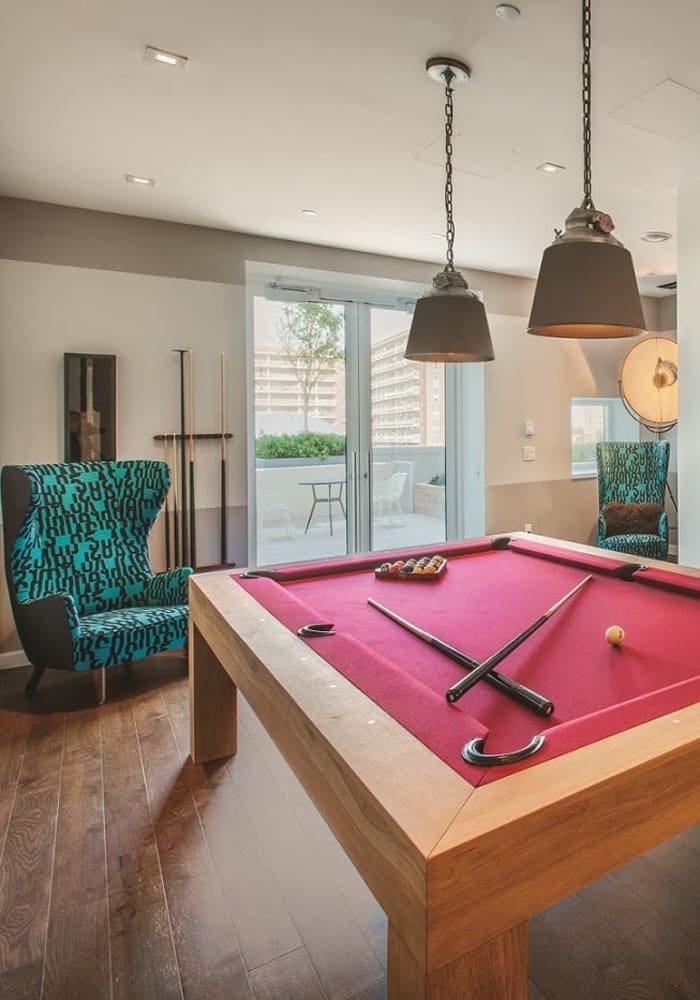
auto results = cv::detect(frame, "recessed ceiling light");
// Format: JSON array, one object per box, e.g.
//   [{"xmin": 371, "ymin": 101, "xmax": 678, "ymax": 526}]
[
  {"xmin": 537, "ymin": 162, "xmax": 566, "ymax": 174},
  {"xmin": 144, "ymin": 45, "xmax": 188, "ymax": 69},
  {"xmin": 495, "ymin": 4, "xmax": 521, "ymax": 21},
  {"xmin": 125, "ymin": 174, "xmax": 156, "ymax": 186},
  {"xmin": 301, "ymin": 208, "xmax": 319, "ymax": 216},
  {"xmin": 640, "ymin": 231, "xmax": 672, "ymax": 243}
]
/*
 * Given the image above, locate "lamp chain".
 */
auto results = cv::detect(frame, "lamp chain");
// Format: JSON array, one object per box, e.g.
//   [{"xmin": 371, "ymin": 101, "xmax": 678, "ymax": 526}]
[
  {"xmin": 582, "ymin": 0, "xmax": 593, "ymax": 210},
  {"xmin": 443, "ymin": 68, "xmax": 456, "ymax": 271}
]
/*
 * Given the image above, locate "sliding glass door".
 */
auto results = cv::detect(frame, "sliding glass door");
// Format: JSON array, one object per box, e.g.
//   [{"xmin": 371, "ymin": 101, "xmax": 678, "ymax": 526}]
[
  {"xmin": 367, "ymin": 306, "xmax": 446, "ymax": 552},
  {"xmin": 252, "ymin": 294, "xmax": 349, "ymax": 566},
  {"xmin": 249, "ymin": 279, "xmax": 482, "ymax": 567}
]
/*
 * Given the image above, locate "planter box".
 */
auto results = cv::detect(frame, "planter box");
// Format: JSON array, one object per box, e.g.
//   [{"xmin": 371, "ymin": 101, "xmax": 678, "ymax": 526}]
[
  {"xmin": 256, "ymin": 456, "xmax": 344, "ymax": 468},
  {"xmin": 413, "ymin": 483, "xmax": 445, "ymax": 518}
]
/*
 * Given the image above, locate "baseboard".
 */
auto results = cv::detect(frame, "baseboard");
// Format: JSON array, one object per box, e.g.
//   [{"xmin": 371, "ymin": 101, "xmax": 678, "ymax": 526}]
[{"xmin": 0, "ymin": 649, "xmax": 29, "ymax": 671}]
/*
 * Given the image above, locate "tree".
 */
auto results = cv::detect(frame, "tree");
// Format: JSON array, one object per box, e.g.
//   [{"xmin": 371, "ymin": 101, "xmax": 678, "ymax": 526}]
[{"xmin": 277, "ymin": 303, "xmax": 344, "ymax": 431}]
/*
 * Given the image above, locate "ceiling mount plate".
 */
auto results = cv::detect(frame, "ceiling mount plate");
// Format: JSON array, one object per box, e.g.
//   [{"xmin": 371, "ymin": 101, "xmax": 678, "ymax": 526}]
[{"xmin": 426, "ymin": 57, "xmax": 471, "ymax": 86}]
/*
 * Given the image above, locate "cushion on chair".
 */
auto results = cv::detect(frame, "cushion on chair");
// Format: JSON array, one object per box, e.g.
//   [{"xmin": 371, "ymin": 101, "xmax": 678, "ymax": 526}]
[
  {"xmin": 598, "ymin": 534, "xmax": 667, "ymax": 560},
  {"xmin": 74, "ymin": 604, "xmax": 188, "ymax": 671},
  {"xmin": 601, "ymin": 502, "xmax": 664, "ymax": 537}
]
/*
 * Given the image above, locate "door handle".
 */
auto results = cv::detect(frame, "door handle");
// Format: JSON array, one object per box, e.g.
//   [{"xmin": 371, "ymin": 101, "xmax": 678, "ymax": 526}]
[
  {"xmin": 351, "ymin": 450, "xmax": 359, "ymax": 551},
  {"xmin": 367, "ymin": 449, "xmax": 373, "ymax": 551}
]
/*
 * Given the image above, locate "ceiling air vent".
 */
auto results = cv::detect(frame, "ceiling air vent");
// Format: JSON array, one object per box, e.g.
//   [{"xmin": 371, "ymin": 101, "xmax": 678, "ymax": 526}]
[{"xmin": 657, "ymin": 280, "xmax": 677, "ymax": 291}]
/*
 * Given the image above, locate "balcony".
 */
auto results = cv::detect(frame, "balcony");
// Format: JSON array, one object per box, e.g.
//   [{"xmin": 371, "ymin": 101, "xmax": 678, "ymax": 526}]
[{"xmin": 254, "ymin": 446, "xmax": 446, "ymax": 565}]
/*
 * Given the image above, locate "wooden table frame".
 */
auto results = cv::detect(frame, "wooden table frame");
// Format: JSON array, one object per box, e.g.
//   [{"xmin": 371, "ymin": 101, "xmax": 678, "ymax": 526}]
[{"xmin": 189, "ymin": 535, "xmax": 700, "ymax": 999}]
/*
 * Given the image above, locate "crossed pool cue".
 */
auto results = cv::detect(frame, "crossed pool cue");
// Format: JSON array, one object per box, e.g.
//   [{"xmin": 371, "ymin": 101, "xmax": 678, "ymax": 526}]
[{"xmin": 367, "ymin": 574, "xmax": 592, "ymax": 716}]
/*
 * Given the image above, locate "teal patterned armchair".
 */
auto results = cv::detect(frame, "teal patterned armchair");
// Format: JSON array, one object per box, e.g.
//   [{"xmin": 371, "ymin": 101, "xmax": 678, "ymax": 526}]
[
  {"xmin": 596, "ymin": 441, "xmax": 670, "ymax": 560},
  {"xmin": 1, "ymin": 460, "xmax": 192, "ymax": 703}
]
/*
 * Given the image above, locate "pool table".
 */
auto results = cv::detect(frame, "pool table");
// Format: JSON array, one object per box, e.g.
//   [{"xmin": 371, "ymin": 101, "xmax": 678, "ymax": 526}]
[{"xmin": 189, "ymin": 533, "xmax": 700, "ymax": 999}]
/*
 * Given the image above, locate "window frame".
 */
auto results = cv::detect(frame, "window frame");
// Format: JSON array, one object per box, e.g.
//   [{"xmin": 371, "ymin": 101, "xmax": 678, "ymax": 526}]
[{"xmin": 570, "ymin": 396, "xmax": 640, "ymax": 479}]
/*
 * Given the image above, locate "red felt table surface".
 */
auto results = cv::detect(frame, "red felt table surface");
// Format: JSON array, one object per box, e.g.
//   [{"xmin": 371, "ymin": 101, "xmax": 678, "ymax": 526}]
[{"xmin": 235, "ymin": 539, "xmax": 700, "ymax": 785}]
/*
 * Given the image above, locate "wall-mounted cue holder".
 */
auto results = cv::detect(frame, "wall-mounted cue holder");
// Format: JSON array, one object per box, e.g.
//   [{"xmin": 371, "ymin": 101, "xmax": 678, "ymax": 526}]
[
  {"xmin": 163, "ymin": 348, "xmax": 234, "ymax": 574},
  {"xmin": 153, "ymin": 431, "xmax": 235, "ymax": 573}
]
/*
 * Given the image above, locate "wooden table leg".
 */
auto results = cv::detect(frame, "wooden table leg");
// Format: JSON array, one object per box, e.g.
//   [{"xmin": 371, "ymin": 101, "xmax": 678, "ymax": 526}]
[
  {"xmin": 189, "ymin": 621, "xmax": 237, "ymax": 763},
  {"xmin": 387, "ymin": 922, "xmax": 528, "ymax": 1000}
]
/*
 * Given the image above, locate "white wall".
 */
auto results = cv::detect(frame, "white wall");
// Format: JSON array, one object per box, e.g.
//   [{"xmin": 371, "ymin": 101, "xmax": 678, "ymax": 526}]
[
  {"xmin": 0, "ymin": 198, "xmax": 674, "ymax": 650},
  {"xmin": 486, "ymin": 314, "xmax": 597, "ymax": 486},
  {"xmin": 0, "ymin": 260, "xmax": 249, "ymax": 589},
  {"xmin": 482, "ymin": 312, "xmax": 677, "ymax": 543},
  {"xmin": 0, "ymin": 259, "xmax": 245, "ymax": 482},
  {"xmin": 677, "ymin": 136, "xmax": 700, "ymax": 566}
]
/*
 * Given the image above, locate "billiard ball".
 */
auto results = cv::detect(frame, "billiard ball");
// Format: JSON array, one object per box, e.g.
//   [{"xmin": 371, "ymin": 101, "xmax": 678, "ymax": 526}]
[{"xmin": 605, "ymin": 625, "xmax": 625, "ymax": 646}]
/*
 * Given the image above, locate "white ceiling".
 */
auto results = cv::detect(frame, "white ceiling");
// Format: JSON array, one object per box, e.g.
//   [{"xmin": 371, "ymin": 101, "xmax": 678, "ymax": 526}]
[{"xmin": 0, "ymin": 0, "xmax": 694, "ymax": 289}]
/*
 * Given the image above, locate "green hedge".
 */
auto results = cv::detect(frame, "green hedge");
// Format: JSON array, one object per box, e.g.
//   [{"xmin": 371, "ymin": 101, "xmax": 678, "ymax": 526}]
[{"xmin": 256, "ymin": 432, "xmax": 346, "ymax": 460}]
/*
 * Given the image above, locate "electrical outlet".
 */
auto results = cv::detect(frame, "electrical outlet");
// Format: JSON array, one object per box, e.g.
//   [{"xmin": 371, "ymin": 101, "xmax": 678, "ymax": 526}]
[
  {"xmin": 522, "ymin": 446, "xmax": 536, "ymax": 461},
  {"xmin": 524, "ymin": 522, "xmax": 533, "ymax": 533},
  {"xmin": 523, "ymin": 419, "xmax": 535, "ymax": 437}
]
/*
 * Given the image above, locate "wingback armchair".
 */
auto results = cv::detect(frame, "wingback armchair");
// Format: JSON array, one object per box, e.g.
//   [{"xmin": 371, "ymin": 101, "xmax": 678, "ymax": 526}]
[
  {"xmin": 1, "ymin": 460, "xmax": 192, "ymax": 703},
  {"xmin": 595, "ymin": 441, "xmax": 670, "ymax": 560}
]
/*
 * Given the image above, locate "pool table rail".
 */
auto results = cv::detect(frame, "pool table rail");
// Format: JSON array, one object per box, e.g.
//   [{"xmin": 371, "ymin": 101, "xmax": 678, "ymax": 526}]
[{"xmin": 427, "ymin": 700, "xmax": 700, "ymax": 970}]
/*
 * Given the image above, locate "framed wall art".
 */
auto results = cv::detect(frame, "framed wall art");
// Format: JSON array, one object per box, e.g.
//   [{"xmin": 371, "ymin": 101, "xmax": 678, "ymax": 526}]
[{"xmin": 64, "ymin": 353, "xmax": 117, "ymax": 461}]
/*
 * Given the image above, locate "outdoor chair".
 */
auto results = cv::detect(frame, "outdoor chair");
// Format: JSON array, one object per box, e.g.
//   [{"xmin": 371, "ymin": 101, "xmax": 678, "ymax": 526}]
[
  {"xmin": 258, "ymin": 488, "xmax": 295, "ymax": 537},
  {"xmin": 373, "ymin": 471, "xmax": 408, "ymax": 518}
]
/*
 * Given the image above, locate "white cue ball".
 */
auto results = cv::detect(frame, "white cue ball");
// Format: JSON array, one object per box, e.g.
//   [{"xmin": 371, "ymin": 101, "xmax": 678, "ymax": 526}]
[{"xmin": 605, "ymin": 625, "xmax": 625, "ymax": 646}]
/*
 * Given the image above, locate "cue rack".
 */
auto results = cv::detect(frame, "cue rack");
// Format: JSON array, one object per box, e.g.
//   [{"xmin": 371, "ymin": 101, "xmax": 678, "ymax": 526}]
[{"xmin": 153, "ymin": 349, "xmax": 234, "ymax": 572}]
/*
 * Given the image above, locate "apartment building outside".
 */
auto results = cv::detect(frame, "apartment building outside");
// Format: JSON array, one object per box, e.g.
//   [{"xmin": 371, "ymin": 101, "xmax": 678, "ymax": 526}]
[
  {"xmin": 370, "ymin": 330, "xmax": 445, "ymax": 446},
  {"xmin": 254, "ymin": 333, "xmax": 444, "ymax": 445}
]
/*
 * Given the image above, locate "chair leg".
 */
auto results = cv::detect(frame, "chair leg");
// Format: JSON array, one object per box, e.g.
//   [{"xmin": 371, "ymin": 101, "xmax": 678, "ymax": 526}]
[
  {"xmin": 25, "ymin": 665, "xmax": 45, "ymax": 697},
  {"xmin": 93, "ymin": 667, "xmax": 106, "ymax": 706}
]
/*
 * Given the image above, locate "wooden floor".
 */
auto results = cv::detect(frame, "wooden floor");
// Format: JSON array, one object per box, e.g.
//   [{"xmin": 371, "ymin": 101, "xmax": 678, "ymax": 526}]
[{"xmin": 1, "ymin": 656, "xmax": 700, "ymax": 1000}]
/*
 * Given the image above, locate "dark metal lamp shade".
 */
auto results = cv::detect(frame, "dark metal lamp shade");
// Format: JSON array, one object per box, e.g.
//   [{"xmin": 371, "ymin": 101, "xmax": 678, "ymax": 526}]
[
  {"xmin": 528, "ymin": 239, "xmax": 645, "ymax": 339},
  {"xmin": 409, "ymin": 57, "xmax": 495, "ymax": 364},
  {"xmin": 405, "ymin": 285, "xmax": 495, "ymax": 362}
]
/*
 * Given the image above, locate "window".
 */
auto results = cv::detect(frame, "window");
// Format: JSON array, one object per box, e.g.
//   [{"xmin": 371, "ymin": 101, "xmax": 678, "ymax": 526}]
[{"xmin": 570, "ymin": 397, "xmax": 639, "ymax": 477}]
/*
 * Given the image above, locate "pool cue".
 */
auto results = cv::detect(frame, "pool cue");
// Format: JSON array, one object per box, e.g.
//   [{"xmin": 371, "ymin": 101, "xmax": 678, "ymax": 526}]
[
  {"xmin": 173, "ymin": 349, "xmax": 189, "ymax": 567},
  {"xmin": 445, "ymin": 575, "xmax": 593, "ymax": 704},
  {"xmin": 172, "ymin": 431, "xmax": 181, "ymax": 566},
  {"xmin": 164, "ymin": 432, "xmax": 172, "ymax": 570},
  {"xmin": 367, "ymin": 598, "xmax": 554, "ymax": 717},
  {"xmin": 220, "ymin": 350, "xmax": 227, "ymax": 565},
  {"xmin": 188, "ymin": 349, "xmax": 196, "ymax": 570}
]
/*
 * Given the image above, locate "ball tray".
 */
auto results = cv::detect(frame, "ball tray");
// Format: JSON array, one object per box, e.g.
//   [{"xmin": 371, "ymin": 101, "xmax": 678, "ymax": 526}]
[{"xmin": 374, "ymin": 554, "xmax": 447, "ymax": 581}]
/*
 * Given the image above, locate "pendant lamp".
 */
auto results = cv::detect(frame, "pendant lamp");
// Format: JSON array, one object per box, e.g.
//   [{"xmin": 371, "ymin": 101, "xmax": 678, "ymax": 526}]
[
  {"xmin": 404, "ymin": 57, "xmax": 495, "ymax": 363},
  {"xmin": 527, "ymin": 0, "xmax": 645, "ymax": 339}
]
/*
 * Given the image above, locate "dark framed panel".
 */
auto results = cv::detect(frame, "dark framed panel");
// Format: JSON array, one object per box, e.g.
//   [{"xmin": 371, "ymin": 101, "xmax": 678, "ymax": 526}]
[{"xmin": 64, "ymin": 353, "xmax": 117, "ymax": 461}]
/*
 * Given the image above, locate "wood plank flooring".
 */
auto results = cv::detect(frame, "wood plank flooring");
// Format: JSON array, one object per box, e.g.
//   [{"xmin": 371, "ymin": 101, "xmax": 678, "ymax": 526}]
[{"xmin": 1, "ymin": 654, "xmax": 700, "ymax": 999}]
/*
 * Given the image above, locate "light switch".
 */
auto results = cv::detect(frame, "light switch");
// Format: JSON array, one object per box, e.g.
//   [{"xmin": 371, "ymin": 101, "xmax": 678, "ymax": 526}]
[
  {"xmin": 523, "ymin": 419, "xmax": 535, "ymax": 437},
  {"xmin": 522, "ymin": 446, "xmax": 536, "ymax": 461}
]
